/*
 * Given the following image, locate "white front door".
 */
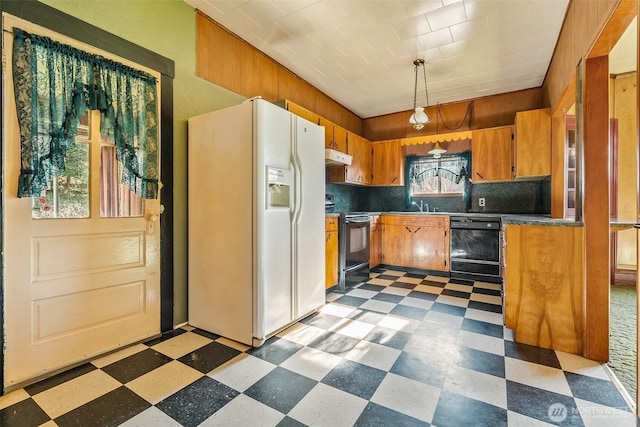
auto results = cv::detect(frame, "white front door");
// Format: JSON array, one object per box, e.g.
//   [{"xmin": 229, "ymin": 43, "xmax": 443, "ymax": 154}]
[{"xmin": 2, "ymin": 16, "xmax": 161, "ymax": 389}]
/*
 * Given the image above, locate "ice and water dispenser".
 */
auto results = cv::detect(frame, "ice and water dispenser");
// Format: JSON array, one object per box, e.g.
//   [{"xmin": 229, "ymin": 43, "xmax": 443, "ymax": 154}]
[{"xmin": 266, "ymin": 166, "xmax": 290, "ymax": 208}]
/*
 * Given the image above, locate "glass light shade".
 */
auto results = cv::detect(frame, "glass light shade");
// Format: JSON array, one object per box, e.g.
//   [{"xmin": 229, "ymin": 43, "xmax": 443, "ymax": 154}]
[
  {"xmin": 409, "ymin": 107, "xmax": 429, "ymax": 130},
  {"xmin": 428, "ymin": 142, "xmax": 447, "ymax": 156}
]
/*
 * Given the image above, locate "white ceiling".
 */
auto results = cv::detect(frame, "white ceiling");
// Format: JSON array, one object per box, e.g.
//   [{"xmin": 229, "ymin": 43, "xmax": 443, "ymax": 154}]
[{"xmin": 185, "ymin": 0, "xmax": 578, "ymax": 119}]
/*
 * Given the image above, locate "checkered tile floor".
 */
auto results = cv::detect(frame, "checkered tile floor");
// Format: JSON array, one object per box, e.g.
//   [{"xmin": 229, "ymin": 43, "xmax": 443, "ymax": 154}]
[{"xmin": 0, "ymin": 267, "xmax": 636, "ymax": 426}]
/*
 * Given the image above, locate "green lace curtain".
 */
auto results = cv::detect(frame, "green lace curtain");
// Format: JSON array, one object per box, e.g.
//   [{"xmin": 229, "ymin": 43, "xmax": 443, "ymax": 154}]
[{"xmin": 12, "ymin": 27, "xmax": 159, "ymax": 199}]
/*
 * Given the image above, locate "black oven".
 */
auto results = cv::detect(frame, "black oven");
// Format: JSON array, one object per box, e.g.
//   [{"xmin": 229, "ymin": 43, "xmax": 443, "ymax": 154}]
[
  {"xmin": 339, "ymin": 213, "xmax": 371, "ymax": 291},
  {"xmin": 450, "ymin": 216, "xmax": 502, "ymax": 283}
]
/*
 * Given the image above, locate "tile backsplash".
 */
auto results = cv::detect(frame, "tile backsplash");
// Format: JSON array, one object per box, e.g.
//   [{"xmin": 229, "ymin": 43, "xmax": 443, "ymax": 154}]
[{"xmin": 326, "ymin": 179, "xmax": 551, "ymax": 214}]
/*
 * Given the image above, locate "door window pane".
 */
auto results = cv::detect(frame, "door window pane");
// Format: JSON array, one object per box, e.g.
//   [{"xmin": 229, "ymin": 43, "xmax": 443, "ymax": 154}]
[{"xmin": 100, "ymin": 144, "xmax": 143, "ymax": 218}]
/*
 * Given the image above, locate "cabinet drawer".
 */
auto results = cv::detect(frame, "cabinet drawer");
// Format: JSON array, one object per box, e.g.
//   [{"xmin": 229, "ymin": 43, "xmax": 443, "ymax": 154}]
[
  {"xmin": 325, "ymin": 216, "xmax": 339, "ymax": 231},
  {"xmin": 381, "ymin": 214, "xmax": 446, "ymax": 228}
]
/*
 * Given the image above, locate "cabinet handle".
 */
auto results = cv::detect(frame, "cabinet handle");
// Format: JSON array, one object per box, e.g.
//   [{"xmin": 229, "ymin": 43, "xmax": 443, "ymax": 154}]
[
  {"xmin": 414, "ymin": 227, "xmax": 421, "ymax": 233},
  {"xmin": 391, "ymin": 176, "xmax": 398, "ymax": 183},
  {"xmin": 326, "ymin": 234, "xmax": 331, "ymax": 242},
  {"xmin": 405, "ymin": 226, "xmax": 412, "ymax": 233},
  {"xmin": 476, "ymin": 172, "xmax": 484, "ymax": 179}
]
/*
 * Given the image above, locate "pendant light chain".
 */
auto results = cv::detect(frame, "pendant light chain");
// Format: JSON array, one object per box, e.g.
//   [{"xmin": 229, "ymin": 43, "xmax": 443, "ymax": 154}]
[
  {"xmin": 422, "ymin": 62, "xmax": 429, "ymax": 108},
  {"xmin": 413, "ymin": 61, "xmax": 419, "ymax": 112}
]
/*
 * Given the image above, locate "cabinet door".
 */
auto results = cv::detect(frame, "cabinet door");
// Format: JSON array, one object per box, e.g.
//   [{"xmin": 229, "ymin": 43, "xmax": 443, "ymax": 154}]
[
  {"xmin": 346, "ymin": 133, "xmax": 372, "ymax": 185},
  {"xmin": 333, "ymin": 124, "xmax": 348, "ymax": 153},
  {"xmin": 381, "ymin": 224, "xmax": 413, "ymax": 267},
  {"xmin": 372, "ymin": 139, "xmax": 404, "ymax": 186},
  {"xmin": 325, "ymin": 230, "xmax": 338, "ymax": 288},
  {"xmin": 286, "ymin": 101, "xmax": 319, "ymax": 125},
  {"xmin": 370, "ymin": 218, "xmax": 382, "ymax": 268},
  {"xmin": 471, "ymin": 126, "xmax": 513, "ymax": 182},
  {"xmin": 515, "ymin": 108, "xmax": 551, "ymax": 178},
  {"xmin": 412, "ymin": 226, "xmax": 447, "ymax": 270}
]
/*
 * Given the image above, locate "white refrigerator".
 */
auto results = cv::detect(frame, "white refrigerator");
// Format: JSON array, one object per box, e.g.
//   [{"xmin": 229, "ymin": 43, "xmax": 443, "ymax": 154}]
[{"xmin": 188, "ymin": 98, "xmax": 326, "ymax": 346}]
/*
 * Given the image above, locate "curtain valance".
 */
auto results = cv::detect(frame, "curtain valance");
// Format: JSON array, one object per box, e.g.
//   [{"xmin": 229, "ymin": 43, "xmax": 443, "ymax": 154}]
[
  {"xmin": 401, "ymin": 130, "xmax": 472, "ymax": 146},
  {"xmin": 12, "ymin": 27, "xmax": 159, "ymax": 199}
]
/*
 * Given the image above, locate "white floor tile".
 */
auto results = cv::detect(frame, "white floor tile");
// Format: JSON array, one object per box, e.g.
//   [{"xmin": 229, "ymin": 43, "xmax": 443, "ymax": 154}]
[
  {"xmin": 399, "ymin": 296, "xmax": 434, "ymax": 310},
  {"xmin": 326, "ymin": 292, "xmax": 341, "ymax": 302},
  {"xmin": 474, "ymin": 281, "xmax": 503, "ymax": 291},
  {"xmin": 377, "ymin": 314, "xmax": 421, "ymax": 333},
  {"xmin": 330, "ymin": 318, "xmax": 376, "ymax": 340},
  {"xmin": 424, "ymin": 310, "xmax": 464, "ymax": 329},
  {"xmin": 395, "ymin": 276, "xmax": 423, "ymax": 284},
  {"xmin": 426, "ymin": 275, "xmax": 449, "ymax": 283},
  {"xmin": 207, "ymin": 353, "xmax": 276, "ymax": 392},
  {"xmin": 347, "ymin": 288, "xmax": 379, "ymax": 299},
  {"xmin": 370, "ymin": 373, "xmax": 441, "ymax": 423},
  {"xmin": 345, "ymin": 340, "xmax": 402, "ymax": 371},
  {"xmin": 470, "ymin": 293, "xmax": 503, "ymax": 305},
  {"xmin": 200, "ymin": 394, "xmax": 285, "ymax": 427},
  {"xmin": 359, "ymin": 299, "xmax": 396, "ymax": 313},
  {"xmin": 277, "ymin": 323, "xmax": 327, "ymax": 345},
  {"xmin": 413, "ymin": 284, "xmax": 443, "ymax": 295},
  {"xmin": 119, "ymin": 407, "xmax": 183, "ymax": 427},
  {"xmin": 443, "ymin": 365, "xmax": 507, "ymax": 409},
  {"xmin": 126, "ymin": 360, "xmax": 203, "ymax": 404},
  {"xmin": 555, "ymin": 351, "xmax": 610, "ymax": 381},
  {"xmin": 504, "ymin": 327, "xmax": 515, "ymax": 341},
  {"xmin": 152, "ymin": 332, "xmax": 213, "ymax": 359},
  {"xmin": 380, "ymin": 287, "xmax": 412, "ymax": 296},
  {"xmin": 465, "ymin": 308, "xmax": 504, "ymax": 325},
  {"xmin": 507, "ymin": 410, "xmax": 556, "ymax": 426},
  {"xmin": 435, "ymin": 294, "xmax": 469, "ymax": 308},
  {"xmin": 288, "ymin": 383, "xmax": 368, "ymax": 427},
  {"xmin": 280, "ymin": 347, "xmax": 342, "ymax": 381},
  {"xmin": 457, "ymin": 330, "xmax": 505, "ymax": 356},
  {"xmin": 367, "ymin": 278, "xmax": 395, "ymax": 286},
  {"xmin": 382, "ymin": 270, "xmax": 406, "ymax": 277},
  {"xmin": 574, "ymin": 398, "xmax": 637, "ymax": 427},
  {"xmin": 505, "ymin": 358, "xmax": 572, "ymax": 396},
  {"xmin": 445, "ymin": 283, "xmax": 474, "ymax": 293},
  {"xmin": 0, "ymin": 389, "xmax": 29, "ymax": 410},
  {"xmin": 215, "ymin": 337, "xmax": 251, "ymax": 352},
  {"xmin": 91, "ymin": 343, "xmax": 148, "ymax": 368},
  {"xmin": 321, "ymin": 302, "xmax": 356, "ymax": 317},
  {"xmin": 32, "ymin": 370, "xmax": 121, "ymax": 419}
]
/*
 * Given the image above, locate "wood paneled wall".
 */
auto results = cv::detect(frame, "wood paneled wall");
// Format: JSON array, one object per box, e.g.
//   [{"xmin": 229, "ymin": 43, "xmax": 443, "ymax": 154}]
[
  {"xmin": 195, "ymin": 11, "xmax": 363, "ymax": 135},
  {"xmin": 543, "ymin": 0, "xmax": 634, "ymax": 111},
  {"xmin": 363, "ymin": 88, "xmax": 543, "ymax": 141}
]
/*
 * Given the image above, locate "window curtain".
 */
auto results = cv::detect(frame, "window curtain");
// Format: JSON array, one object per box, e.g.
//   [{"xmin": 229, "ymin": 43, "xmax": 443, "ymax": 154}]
[{"xmin": 12, "ymin": 27, "xmax": 159, "ymax": 199}]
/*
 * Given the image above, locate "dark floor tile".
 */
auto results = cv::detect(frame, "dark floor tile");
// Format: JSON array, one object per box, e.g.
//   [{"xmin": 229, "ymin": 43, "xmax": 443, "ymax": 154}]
[
  {"xmin": 390, "ymin": 351, "xmax": 450, "ymax": 388},
  {"xmin": 506, "ymin": 380, "xmax": 584, "ymax": 426},
  {"xmin": 348, "ymin": 309, "xmax": 387, "ymax": 325},
  {"xmin": 430, "ymin": 302, "xmax": 467, "ymax": 317},
  {"xmin": 277, "ymin": 416, "xmax": 307, "ymax": 427},
  {"xmin": 333, "ymin": 295, "xmax": 368, "ymax": 307},
  {"xmin": 156, "ymin": 376, "xmax": 238, "ymax": 427},
  {"xmin": 432, "ymin": 391, "xmax": 507, "ymax": 427},
  {"xmin": 25, "ymin": 363, "xmax": 96, "ymax": 395},
  {"xmin": 390, "ymin": 281, "xmax": 417, "ymax": 289},
  {"xmin": 190, "ymin": 328, "xmax": 221, "ymax": 340},
  {"xmin": 308, "ymin": 331, "xmax": 361, "ymax": 357},
  {"xmin": 372, "ymin": 292, "xmax": 404, "ymax": 304},
  {"xmin": 461, "ymin": 318, "xmax": 504, "ymax": 338},
  {"xmin": 0, "ymin": 398, "xmax": 50, "ymax": 427},
  {"xmin": 404, "ymin": 272, "xmax": 428, "ymax": 279},
  {"xmin": 390, "ymin": 304, "xmax": 428, "ymax": 321},
  {"xmin": 504, "ymin": 341, "xmax": 562, "ymax": 369},
  {"xmin": 244, "ymin": 367, "xmax": 316, "ymax": 414},
  {"xmin": 377, "ymin": 274, "xmax": 404, "ymax": 281},
  {"xmin": 364, "ymin": 325, "xmax": 411, "ymax": 350},
  {"xmin": 178, "ymin": 341, "xmax": 241, "ymax": 373},
  {"xmin": 299, "ymin": 312, "xmax": 343, "ymax": 329},
  {"xmin": 455, "ymin": 346, "xmax": 505, "ymax": 378},
  {"xmin": 406, "ymin": 290, "xmax": 438, "ymax": 301},
  {"xmin": 102, "ymin": 348, "xmax": 172, "ymax": 383},
  {"xmin": 441, "ymin": 288, "xmax": 471, "ymax": 299},
  {"xmin": 473, "ymin": 287, "xmax": 502, "ymax": 297},
  {"xmin": 565, "ymin": 372, "xmax": 631, "ymax": 410},
  {"xmin": 321, "ymin": 359, "xmax": 386, "ymax": 400},
  {"xmin": 358, "ymin": 283, "xmax": 386, "ymax": 292},
  {"xmin": 420, "ymin": 280, "xmax": 447, "ymax": 288},
  {"xmin": 370, "ymin": 266, "xmax": 387, "ymax": 273},
  {"xmin": 354, "ymin": 402, "xmax": 428, "ymax": 427},
  {"xmin": 413, "ymin": 322, "xmax": 460, "ymax": 344},
  {"xmin": 55, "ymin": 386, "xmax": 150, "ymax": 427},
  {"xmin": 468, "ymin": 300, "xmax": 502, "ymax": 314},
  {"xmin": 248, "ymin": 336, "xmax": 304, "ymax": 365},
  {"xmin": 143, "ymin": 328, "xmax": 186, "ymax": 347},
  {"xmin": 448, "ymin": 278, "xmax": 475, "ymax": 286}
]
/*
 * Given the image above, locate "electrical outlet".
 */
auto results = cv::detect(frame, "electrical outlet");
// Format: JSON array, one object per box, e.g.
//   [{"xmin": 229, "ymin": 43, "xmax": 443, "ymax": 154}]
[{"xmin": 479, "ymin": 197, "xmax": 486, "ymax": 207}]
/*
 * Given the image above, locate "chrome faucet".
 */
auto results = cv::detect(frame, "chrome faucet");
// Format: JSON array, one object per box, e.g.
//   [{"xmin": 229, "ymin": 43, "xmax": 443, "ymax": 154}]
[{"xmin": 412, "ymin": 200, "xmax": 428, "ymax": 212}]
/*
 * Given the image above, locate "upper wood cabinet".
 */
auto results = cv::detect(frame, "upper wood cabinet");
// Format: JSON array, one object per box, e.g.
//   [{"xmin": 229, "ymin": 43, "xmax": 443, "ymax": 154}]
[
  {"xmin": 372, "ymin": 139, "xmax": 404, "ymax": 186},
  {"xmin": 280, "ymin": 100, "xmax": 319, "ymax": 125},
  {"xmin": 514, "ymin": 108, "xmax": 551, "ymax": 179},
  {"xmin": 471, "ymin": 126, "xmax": 514, "ymax": 182},
  {"xmin": 319, "ymin": 117, "xmax": 348, "ymax": 153},
  {"xmin": 327, "ymin": 132, "xmax": 372, "ymax": 185}
]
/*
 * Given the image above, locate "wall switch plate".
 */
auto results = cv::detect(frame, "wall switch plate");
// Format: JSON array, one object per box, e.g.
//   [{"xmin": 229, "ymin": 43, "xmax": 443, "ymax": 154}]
[{"xmin": 479, "ymin": 198, "xmax": 486, "ymax": 207}]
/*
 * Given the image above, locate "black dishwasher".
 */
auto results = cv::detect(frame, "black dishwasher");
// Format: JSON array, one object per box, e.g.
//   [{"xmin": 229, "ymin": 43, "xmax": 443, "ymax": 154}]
[{"xmin": 449, "ymin": 216, "xmax": 502, "ymax": 283}]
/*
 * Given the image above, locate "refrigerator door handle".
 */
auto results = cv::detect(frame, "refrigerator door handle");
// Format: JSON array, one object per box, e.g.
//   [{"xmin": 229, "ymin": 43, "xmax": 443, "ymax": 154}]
[{"xmin": 292, "ymin": 152, "xmax": 303, "ymax": 224}]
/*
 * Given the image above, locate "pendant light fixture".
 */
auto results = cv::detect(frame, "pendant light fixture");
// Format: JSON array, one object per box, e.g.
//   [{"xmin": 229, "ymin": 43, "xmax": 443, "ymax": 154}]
[
  {"xmin": 409, "ymin": 58, "xmax": 430, "ymax": 130},
  {"xmin": 428, "ymin": 141, "xmax": 447, "ymax": 158}
]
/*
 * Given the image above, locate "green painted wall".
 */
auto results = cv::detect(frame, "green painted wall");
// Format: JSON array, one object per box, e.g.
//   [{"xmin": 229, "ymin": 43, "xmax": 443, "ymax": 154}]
[{"xmin": 39, "ymin": 0, "xmax": 245, "ymax": 325}]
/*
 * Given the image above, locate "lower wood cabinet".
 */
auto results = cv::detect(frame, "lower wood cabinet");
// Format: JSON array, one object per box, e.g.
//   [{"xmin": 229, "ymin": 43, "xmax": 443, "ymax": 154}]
[
  {"xmin": 380, "ymin": 215, "xmax": 449, "ymax": 271},
  {"xmin": 370, "ymin": 215, "xmax": 382, "ymax": 268},
  {"xmin": 325, "ymin": 216, "xmax": 339, "ymax": 288}
]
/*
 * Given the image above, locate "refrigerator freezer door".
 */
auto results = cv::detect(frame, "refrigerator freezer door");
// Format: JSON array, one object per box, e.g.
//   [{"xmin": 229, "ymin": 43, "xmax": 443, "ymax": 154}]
[
  {"xmin": 292, "ymin": 116, "xmax": 326, "ymax": 318},
  {"xmin": 254, "ymin": 100, "xmax": 294, "ymax": 340}
]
